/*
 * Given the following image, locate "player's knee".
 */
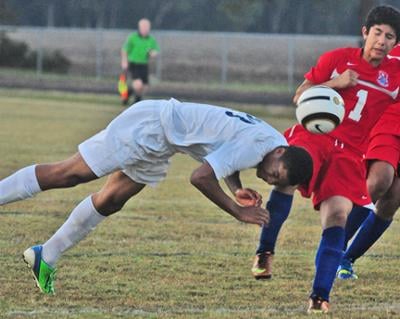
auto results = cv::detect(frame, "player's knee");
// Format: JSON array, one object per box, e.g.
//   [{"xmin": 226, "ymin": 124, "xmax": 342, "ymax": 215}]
[
  {"xmin": 333, "ymin": 212, "xmax": 347, "ymax": 227},
  {"xmin": 368, "ymin": 162, "xmax": 395, "ymax": 202},
  {"xmin": 92, "ymin": 192, "xmax": 126, "ymax": 216},
  {"xmin": 133, "ymin": 82, "xmax": 144, "ymax": 92},
  {"xmin": 325, "ymin": 209, "xmax": 347, "ymax": 228},
  {"xmin": 367, "ymin": 177, "xmax": 392, "ymax": 202}
]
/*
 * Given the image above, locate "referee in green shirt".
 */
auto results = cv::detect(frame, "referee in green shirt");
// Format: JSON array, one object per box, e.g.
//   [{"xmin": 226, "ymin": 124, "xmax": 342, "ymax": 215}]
[{"xmin": 121, "ymin": 18, "xmax": 160, "ymax": 105}]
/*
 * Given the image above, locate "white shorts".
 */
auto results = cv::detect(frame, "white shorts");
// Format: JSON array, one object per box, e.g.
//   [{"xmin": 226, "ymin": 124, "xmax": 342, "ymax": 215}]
[{"xmin": 78, "ymin": 100, "xmax": 175, "ymax": 186}]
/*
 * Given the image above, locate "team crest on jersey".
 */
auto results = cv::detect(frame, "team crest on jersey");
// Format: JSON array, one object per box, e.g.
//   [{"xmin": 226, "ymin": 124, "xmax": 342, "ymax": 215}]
[{"xmin": 377, "ymin": 70, "xmax": 389, "ymax": 87}]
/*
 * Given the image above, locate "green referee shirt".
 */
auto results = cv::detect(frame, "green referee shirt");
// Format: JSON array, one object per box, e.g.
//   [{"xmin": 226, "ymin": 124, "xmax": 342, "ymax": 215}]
[{"xmin": 122, "ymin": 32, "xmax": 160, "ymax": 64}]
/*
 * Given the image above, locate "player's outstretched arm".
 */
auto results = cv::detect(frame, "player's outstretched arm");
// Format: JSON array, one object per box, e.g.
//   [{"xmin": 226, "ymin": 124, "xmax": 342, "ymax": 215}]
[{"xmin": 190, "ymin": 163, "xmax": 269, "ymax": 226}]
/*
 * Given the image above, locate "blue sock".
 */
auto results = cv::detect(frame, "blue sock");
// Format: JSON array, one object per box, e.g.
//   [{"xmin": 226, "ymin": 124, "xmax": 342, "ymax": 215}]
[
  {"xmin": 312, "ymin": 226, "xmax": 345, "ymax": 301},
  {"xmin": 343, "ymin": 205, "xmax": 371, "ymax": 250},
  {"xmin": 344, "ymin": 212, "xmax": 392, "ymax": 263},
  {"xmin": 256, "ymin": 190, "xmax": 293, "ymax": 254}
]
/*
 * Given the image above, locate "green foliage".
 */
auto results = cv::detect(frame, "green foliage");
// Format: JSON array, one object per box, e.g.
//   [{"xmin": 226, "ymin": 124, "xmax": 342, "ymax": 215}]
[
  {"xmin": 0, "ymin": 0, "xmax": 16, "ymax": 24},
  {"xmin": 3, "ymin": 0, "xmax": 396, "ymax": 35},
  {"xmin": 217, "ymin": 0, "xmax": 264, "ymax": 31},
  {"xmin": 0, "ymin": 32, "xmax": 71, "ymax": 73},
  {"xmin": 0, "ymin": 31, "xmax": 29, "ymax": 67}
]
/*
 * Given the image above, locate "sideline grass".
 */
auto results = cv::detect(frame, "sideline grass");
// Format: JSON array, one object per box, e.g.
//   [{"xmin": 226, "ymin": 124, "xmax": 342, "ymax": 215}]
[
  {"xmin": 0, "ymin": 89, "xmax": 399, "ymax": 318},
  {"xmin": 0, "ymin": 67, "xmax": 291, "ymax": 94}
]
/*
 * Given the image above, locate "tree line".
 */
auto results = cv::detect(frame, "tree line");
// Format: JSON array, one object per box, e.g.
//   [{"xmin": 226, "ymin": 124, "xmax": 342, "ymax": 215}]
[{"xmin": 1, "ymin": 0, "xmax": 398, "ymax": 35}]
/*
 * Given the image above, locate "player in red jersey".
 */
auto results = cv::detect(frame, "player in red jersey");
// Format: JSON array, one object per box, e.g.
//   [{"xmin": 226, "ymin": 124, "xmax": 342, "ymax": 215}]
[
  {"xmin": 251, "ymin": 6, "xmax": 400, "ymax": 314},
  {"xmin": 337, "ymin": 43, "xmax": 400, "ymax": 280},
  {"xmin": 388, "ymin": 43, "xmax": 400, "ymax": 57}
]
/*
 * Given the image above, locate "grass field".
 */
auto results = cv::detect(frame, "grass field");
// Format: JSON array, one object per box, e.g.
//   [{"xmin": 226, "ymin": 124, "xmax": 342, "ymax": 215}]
[{"xmin": 0, "ymin": 89, "xmax": 399, "ymax": 319}]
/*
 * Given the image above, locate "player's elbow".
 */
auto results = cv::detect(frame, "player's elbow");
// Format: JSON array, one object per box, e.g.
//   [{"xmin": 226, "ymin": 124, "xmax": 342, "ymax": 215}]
[
  {"xmin": 190, "ymin": 169, "xmax": 212, "ymax": 190},
  {"xmin": 190, "ymin": 170, "xmax": 203, "ymax": 188},
  {"xmin": 191, "ymin": 163, "xmax": 217, "ymax": 189}
]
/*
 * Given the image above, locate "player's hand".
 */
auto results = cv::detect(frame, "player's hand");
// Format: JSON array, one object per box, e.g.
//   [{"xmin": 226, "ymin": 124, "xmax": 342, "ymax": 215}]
[
  {"xmin": 234, "ymin": 206, "xmax": 270, "ymax": 226},
  {"xmin": 235, "ymin": 188, "xmax": 262, "ymax": 207},
  {"xmin": 121, "ymin": 61, "xmax": 128, "ymax": 71},
  {"xmin": 334, "ymin": 69, "xmax": 359, "ymax": 89},
  {"xmin": 148, "ymin": 50, "xmax": 158, "ymax": 58}
]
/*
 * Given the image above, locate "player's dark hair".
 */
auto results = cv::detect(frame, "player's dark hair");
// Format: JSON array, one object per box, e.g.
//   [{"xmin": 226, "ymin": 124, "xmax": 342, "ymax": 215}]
[
  {"xmin": 365, "ymin": 5, "xmax": 400, "ymax": 42},
  {"xmin": 280, "ymin": 146, "xmax": 313, "ymax": 186}
]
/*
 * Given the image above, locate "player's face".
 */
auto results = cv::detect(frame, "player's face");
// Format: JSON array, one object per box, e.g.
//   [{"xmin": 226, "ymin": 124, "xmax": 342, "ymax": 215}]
[
  {"xmin": 139, "ymin": 20, "xmax": 151, "ymax": 36},
  {"xmin": 362, "ymin": 24, "xmax": 397, "ymax": 65},
  {"xmin": 256, "ymin": 148, "xmax": 289, "ymax": 186}
]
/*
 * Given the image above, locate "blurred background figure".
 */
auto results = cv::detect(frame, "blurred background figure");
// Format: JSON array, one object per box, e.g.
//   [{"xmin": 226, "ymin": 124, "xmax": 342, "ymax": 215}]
[{"xmin": 120, "ymin": 18, "xmax": 159, "ymax": 105}]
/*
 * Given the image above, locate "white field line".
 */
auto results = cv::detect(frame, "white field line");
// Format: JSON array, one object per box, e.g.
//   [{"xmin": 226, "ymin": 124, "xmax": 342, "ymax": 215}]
[{"xmin": 5, "ymin": 303, "xmax": 400, "ymax": 317}]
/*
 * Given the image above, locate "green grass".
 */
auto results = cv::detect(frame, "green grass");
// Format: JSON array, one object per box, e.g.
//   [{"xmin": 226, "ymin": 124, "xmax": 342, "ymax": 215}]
[
  {"xmin": 0, "ymin": 67, "xmax": 291, "ymax": 94},
  {"xmin": 0, "ymin": 89, "xmax": 399, "ymax": 318}
]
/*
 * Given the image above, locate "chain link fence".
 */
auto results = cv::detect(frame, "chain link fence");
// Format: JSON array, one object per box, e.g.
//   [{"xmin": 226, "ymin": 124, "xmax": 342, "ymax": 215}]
[{"xmin": 1, "ymin": 26, "xmax": 360, "ymax": 91}]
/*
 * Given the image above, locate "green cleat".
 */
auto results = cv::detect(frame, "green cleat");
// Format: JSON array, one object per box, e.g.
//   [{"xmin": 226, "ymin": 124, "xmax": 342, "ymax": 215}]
[
  {"xmin": 23, "ymin": 245, "xmax": 57, "ymax": 294},
  {"xmin": 337, "ymin": 258, "xmax": 358, "ymax": 280}
]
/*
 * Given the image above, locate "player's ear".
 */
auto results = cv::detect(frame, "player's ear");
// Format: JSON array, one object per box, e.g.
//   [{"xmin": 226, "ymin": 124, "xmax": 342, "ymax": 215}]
[
  {"xmin": 274, "ymin": 147, "xmax": 286, "ymax": 157},
  {"xmin": 361, "ymin": 26, "xmax": 368, "ymax": 40}
]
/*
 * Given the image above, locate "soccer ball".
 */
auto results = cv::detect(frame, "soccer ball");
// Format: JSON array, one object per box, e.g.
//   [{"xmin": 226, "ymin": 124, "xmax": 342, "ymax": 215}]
[{"xmin": 296, "ymin": 85, "xmax": 345, "ymax": 134}]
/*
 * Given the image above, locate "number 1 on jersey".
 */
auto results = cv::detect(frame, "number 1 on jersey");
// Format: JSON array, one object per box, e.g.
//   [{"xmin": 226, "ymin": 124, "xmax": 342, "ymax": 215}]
[{"xmin": 348, "ymin": 89, "xmax": 368, "ymax": 122}]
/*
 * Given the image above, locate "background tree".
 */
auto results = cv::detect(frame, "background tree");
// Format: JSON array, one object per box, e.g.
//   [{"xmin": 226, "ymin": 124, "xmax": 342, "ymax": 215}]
[{"xmin": 1, "ymin": 0, "xmax": 397, "ymax": 35}]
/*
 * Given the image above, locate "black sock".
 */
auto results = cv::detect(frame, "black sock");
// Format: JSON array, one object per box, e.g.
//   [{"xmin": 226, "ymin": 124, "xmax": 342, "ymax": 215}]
[{"xmin": 128, "ymin": 88, "xmax": 133, "ymax": 97}]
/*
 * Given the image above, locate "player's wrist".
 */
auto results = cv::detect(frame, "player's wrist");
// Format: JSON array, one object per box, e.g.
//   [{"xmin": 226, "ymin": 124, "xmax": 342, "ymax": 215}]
[{"xmin": 231, "ymin": 205, "xmax": 244, "ymax": 221}]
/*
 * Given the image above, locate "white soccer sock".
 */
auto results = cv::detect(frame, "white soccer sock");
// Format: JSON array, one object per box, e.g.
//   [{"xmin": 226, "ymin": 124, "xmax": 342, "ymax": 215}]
[
  {"xmin": 0, "ymin": 165, "xmax": 42, "ymax": 205},
  {"xmin": 42, "ymin": 195, "xmax": 105, "ymax": 267}
]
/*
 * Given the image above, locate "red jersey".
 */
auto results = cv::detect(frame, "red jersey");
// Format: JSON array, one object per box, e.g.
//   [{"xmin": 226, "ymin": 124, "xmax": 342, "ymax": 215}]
[
  {"xmin": 372, "ymin": 44, "xmax": 400, "ymax": 135},
  {"xmin": 370, "ymin": 102, "xmax": 400, "ymax": 137},
  {"xmin": 388, "ymin": 44, "xmax": 400, "ymax": 58},
  {"xmin": 305, "ymin": 47, "xmax": 400, "ymax": 152}
]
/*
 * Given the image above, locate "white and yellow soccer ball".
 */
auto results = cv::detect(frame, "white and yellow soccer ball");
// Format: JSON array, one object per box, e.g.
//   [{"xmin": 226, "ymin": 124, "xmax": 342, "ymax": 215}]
[{"xmin": 296, "ymin": 85, "xmax": 345, "ymax": 134}]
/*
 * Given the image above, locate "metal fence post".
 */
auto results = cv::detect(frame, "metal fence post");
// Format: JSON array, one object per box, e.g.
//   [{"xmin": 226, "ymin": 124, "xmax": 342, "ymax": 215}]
[
  {"xmin": 221, "ymin": 34, "xmax": 228, "ymax": 85},
  {"xmin": 155, "ymin": 34, "xmax": 162, "ymax": 81},
  {"xmin": 36, "ymin": 29, "xmax": 43, "ymax": 76},
  {"xmin": 287, "ymin": 36, "xmax": 295, "ymax": 92},
  {"xmin": 95, "ymin": 27, "xmax": 103, "ymax": 79}
]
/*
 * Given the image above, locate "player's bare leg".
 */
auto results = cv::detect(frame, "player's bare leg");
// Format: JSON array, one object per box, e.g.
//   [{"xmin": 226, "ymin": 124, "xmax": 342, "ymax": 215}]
[
  {"xmin": 308, "ymin": 196, "xmax": 351, "ymax": 313},
  {"xmin": 23, "ymin": 171, "xmax": 145, "ymax": 294},
  {"xmin": 319, "ymin": 196, "xmax": 351, "ymax": 229},
  {"xmin": 132, "ymin": 79, "xmax": 147, "ymax": 102},
  {"xmin": 367, "ymin": 160, "xmax": 395, "ymax": 203},
  {"xmin": 375, "ymin": 177, "xmax": 400, "ymax": 220},
  {"xmin": 91, "ymin": 171, "xmax": 146, "ymax": 216},
  {"xmin": 0, "ymin": 152, "xmax": 97, "ymax": 205},
  {"xmin": 36, "ymin": 153, "xmax": 98, "ymax": 190}
]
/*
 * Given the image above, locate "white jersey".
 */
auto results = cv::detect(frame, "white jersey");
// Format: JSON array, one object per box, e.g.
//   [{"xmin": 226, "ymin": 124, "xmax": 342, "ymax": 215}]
[
  {"xmin": 79, "ymin": 99, "xmax": 287, "ymax": 185},
  {"xmin": 160, "ymin": 99, "xmax": 287, "ymax": 179}
]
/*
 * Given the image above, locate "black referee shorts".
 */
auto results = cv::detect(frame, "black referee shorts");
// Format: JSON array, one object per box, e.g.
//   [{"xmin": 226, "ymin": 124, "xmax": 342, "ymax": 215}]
[{"xmin": 128, "ymin": 63, "xmax": 149, "ymax": 84}]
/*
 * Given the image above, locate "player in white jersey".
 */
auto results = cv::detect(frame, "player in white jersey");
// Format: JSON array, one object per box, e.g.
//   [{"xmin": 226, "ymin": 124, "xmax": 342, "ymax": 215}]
[{"xmin": 0, "ymin": 98, "xmax": 312, "ymax": 294}]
